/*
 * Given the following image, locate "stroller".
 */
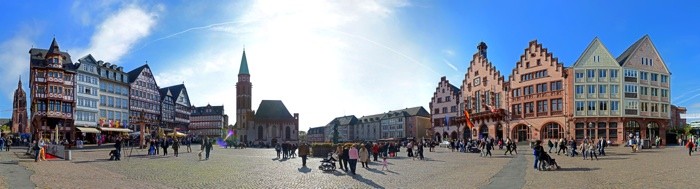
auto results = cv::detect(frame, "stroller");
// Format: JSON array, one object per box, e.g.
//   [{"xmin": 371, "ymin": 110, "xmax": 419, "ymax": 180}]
[
  {"xmin": 538, "ymin": 152, "xmax": 560, "ymax": 171},
  {"xmin": 318, "ymin": 152, "xmax": 337, "ymax": 172}
]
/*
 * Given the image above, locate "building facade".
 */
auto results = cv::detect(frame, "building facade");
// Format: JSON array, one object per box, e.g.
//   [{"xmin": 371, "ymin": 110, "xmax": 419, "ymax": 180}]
[
  {"xmin": 307, "ymin": 126, "xmax": 326, "ymax": 143},
  {"xmin": 74, "ymin": 55, "xmax": 101, "ymax": 137},
  {"xmin": 161, "ymin": 84, "xmax": 191, "ymax": 131},
  {"xmin": 234, "ymin": 50, "xmax": 300, "ymax": 145},
  {"xmin": 616, "ymin": 35, "xmax": 671, "ymax": 144},
  {"xmin": 190, "ymin": 104, "xmax": 226, "ymax": 138},
  {"xmin": 127, "ymin": 64, "xmax": 161, "ymax": 131},
  {"xmin": 429, "ymin": 76, "xmax": 462, "ymax": 141},
  {"xmin": 670, "ymin": 105, "xmax": 687, "ymax": 131},
  {"xmin": 326, "ymin": 116, "xmax": 358, "ymax": 142},
  {"xmin": 29, "ymin": 38, "xmax": 76, "ymax": 141},
  {"xmin": 97, "ymin": 61, "xmax": 131, "ymax": 137},
  {"xmin": 159, "ymin": 88, "xmax": 175, "ymax": 129},
  {"xmin": 356, "ymin": 114, "xmax": 382, "ymax": 141},
  {"xmin": 462, "ymin": 42, "xmax": 508, "ymax": 140},
  {"xmin": 508, "ymin": 40, "xmax": 568, "ymax": 142},
  {"xmin": 12, "ymin": 77, "xmax": 29, "ymax": 134}
]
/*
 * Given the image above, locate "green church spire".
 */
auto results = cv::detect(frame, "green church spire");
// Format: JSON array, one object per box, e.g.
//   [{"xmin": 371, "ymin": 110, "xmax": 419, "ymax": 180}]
[{"xmin": 239, "ymin": 50, "xmax": 249, "ymax": 75}]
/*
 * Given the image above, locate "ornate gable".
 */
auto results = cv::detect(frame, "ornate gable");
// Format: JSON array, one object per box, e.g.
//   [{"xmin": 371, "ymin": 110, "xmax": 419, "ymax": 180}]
[
  {"xmin": 617, "ymin": 35, "xmax": 671, "ymax": 74},
  {"xmin": 462, "ymin": 42, "xmax": 507, "ymax": 113}
]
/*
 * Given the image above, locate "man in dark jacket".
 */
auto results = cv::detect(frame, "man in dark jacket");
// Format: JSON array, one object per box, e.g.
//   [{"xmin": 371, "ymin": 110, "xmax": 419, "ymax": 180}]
[
  {"xmin": 533, "ymin": 140, "xmax": 544, "ymax": 170},
  {"xmin": 342, "ymin": 146, "xmax": 350, "ymax": 171},
  {"xmin": 204, "ymin": 138, "xmax": 213, "ymax": 160},
  {"xmin": 298, "ymin": 143, "xmax": 310, "ymax": 167}
]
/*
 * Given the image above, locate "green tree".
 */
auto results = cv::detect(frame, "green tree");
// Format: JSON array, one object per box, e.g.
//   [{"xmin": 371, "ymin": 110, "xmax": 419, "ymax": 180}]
[
  {"xmin": 0, "ymin": 125, "xmax": 10, "ymax": 133},
  {"xmin": 298, "ymin": 131, "xmax": 307, "ymax": 142}
]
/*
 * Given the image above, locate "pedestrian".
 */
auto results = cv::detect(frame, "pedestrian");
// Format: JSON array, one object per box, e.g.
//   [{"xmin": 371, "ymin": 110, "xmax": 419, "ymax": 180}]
[
  {"xmin": 186, "ymin": 138, "xmax": 192, "ymax": 153},
  {"xmin": 173, "ymin": 139, "xmax": 180, "ymax": 157},
  {"xmin": 504, "ymin": 139, "xmax": 513, "ymax": 155},
  {"xmin": 336, "ymin": 145, "xmax": 345, "ymax": 170},
  {"xmin": 204, "ymin": 138, "xmax": 213, "ymax": 160},
  {"xmin": 32, "ymin": 141, "xmax": 40, "ymax": 162},
  {"xmin": 282, "ymin": 142, "xmax": 288, "ymax": 159},
  {"xmin": 348, "ymin": 144, "xmax": 359, "ymax": 175},
  {"xmin": 533, "ymin": 140, "xmax": 544, "ymax": 170},
  {"xmin": 0, "ymin": 137, "xmax": 5, "ymax": 151},
  {"xmin": 371, "ymin": 143, "xmax": 379, "ymax": 161},
  {"xmin": 557, "ymin": 138, "xmax": 567, "ymax": 155},
  {"xmin": 298, "ymin": 143, "xmax": 310, "ymax": 167},
  {"xmin": 597, "ymin": 137, "xmax": 606, "ymax": 156},
  {"xmin": 588, "ymin": 141, "xmax": 598, "ymax": 160},
  {"xmin": 547, "ymin": 140, "xmax": 554, "ymax": 153},
  {"xmin": 5, "ymin": 137, "xmax": 12, "ymax": 151},
  {"xmin": 417, "ymin": 142, "xmax": 424, "ymax": 160},
  {"xmin": 484, "ymin": 140, "xmax": 492, "ymax": 157},
  {"xmin": 275, "ymin": 143, "xmax": 282, "ymax": 159},
  {"xmin": 342, "ymin": 145, "xmax": 350, "ymax": 171},
  {"xmin": 381, "ymin": 156, "xmax": 388, "ymax": 171},
  {"xmin": 39, "ymin": 139, "xmax": 46, "ymax": 161},
  {"xmin": 406, "ymin": 141, "xmax": 414, "ymax": 157},
  {"xmin": 359, "ymin": 146, "xmax": 369, "ymax": 168},
  {"xmin": 686, "ymin": 139, "xmax": 695, "ymax": 156},
  {"xmin": 162, "ymin": 138, "xmax": 170, "ymax": 156}
]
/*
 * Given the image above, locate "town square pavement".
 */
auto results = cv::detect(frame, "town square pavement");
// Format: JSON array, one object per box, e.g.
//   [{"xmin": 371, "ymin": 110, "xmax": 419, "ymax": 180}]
[{"xmin": 1, "ymin": 144, "xmax": 699, "ymax": 189}]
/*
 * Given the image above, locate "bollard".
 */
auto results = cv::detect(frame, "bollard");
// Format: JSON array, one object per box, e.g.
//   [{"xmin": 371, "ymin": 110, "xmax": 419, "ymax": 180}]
[{"xmin": 65, "ymin": 150, "xmax": 72, "ymax": 161}]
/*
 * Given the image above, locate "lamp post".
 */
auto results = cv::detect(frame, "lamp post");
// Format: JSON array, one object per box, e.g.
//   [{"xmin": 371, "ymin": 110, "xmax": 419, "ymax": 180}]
[{"xmin": 55, "ymin": 123, "xmax": 61, "ymax": 144}]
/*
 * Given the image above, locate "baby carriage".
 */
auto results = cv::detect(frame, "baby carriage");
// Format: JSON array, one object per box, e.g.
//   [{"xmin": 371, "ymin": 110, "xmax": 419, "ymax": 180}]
[
  {"xmin": 318, "ymin": 152, "xmax": 337, "ymax": 172},
  {"xmin": 538, "ymin": 152, "xmax": 560, "ymax": 171}
]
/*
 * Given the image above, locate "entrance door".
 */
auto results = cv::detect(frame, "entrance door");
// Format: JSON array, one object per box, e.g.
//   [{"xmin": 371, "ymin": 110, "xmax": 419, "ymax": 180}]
[
  {"xmin": 479, "ymin": 124, "xmax": 489, "ymax": 139},
  {"xmin": 496, "ymin": 124, "xmax": 504, "ymax": 140},
  {"xmin": 515, "ymin": 124, "xmax": 530, "ymax": 142}
]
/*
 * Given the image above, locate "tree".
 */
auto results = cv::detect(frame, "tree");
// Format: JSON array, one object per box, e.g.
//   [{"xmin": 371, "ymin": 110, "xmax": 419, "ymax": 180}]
[
  {"xmin": 332, "ymin": 125, "xmax": 339, "ymax": 144},
  {"xmin": 0, "ymin": 125, "xmax": 10, "ymax": 133},
  {"xmin": 298, "ymin": 131, "xmax": 307, "ymax": 142}
]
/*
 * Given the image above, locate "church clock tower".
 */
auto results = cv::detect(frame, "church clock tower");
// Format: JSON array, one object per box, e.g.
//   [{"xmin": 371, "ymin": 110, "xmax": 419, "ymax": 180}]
[{"xmin": 236, "ymin": 50, "xmax": 252, "ymax": 142}]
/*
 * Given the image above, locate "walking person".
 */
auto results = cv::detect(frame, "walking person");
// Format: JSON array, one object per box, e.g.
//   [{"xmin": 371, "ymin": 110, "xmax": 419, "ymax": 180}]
[
  {"xmin": 275, "ymin": 143, "xmax": 282, "ymax": 159},
  {"xmin": 348, "ymin": 145, "xmax": 359, "ymax": 175},
  {"xmin": 406, "ymin": 141, "xmax": 413, "ymax": 157},
  {"xmin": 32, "ymin": 141, "xmax": 40, "ymax": 162},
  {"xmin": 336, "ymin": 146, "xmax": 345, "ymax": 170},
  {"xmin": 342, "ymin": 145, "xmax": 350, "ymax": 171},
  {"xmin": 533, "ymin": 140, "xmax": 544, "ymax": 170},
  {"xmin": 581, "ymin": 141, "xmax": 589, "ymax": 160},
  {"xmin": 162, "ymin": 138, "xmax": 170, "ymax": 156},
  {"xmin": 5, "ymin": 137, "xmax": 12, "ymax": 151},
  {"xmin": 359, "ymin": 146, "xmax": 369, "ymax": 168},
  {"xmin": 298, "ymin": 143, "xmax": 310, "ymax": 167},
  {"xmin": 0, "ymin": 137, "xmax": 5, "ymax": 152},
  {"xmin": 186, "ymin": 138, "xmax": 192, "ymax": 153},
  {"xmin": 173, "ymin": 139, "xmax": 180, "ymax": 157},
  {"xmin": 381, "ymin": 156, "xmax": 389, "ymax": 171},
  {"xmin": 588, "ymin": 141, "xmax": 598, "ymax": 160},
  {"xmin": 557, "ymin": 138, "xmax": 567, "ymax": 155},
  {"xmin": 687, "ymin": 139, "xmax": 695, "ymax": 156},
  {"xmin": 547, "ymin": 140, "xmax": 554, "ymax": 153},
  {"xmin": 417, "ymin": 142, "xmax": 424, "ymax": 160},
  {"xmin": 484, "ymin": 140, "xmax": 493, "ymax": 157},
  {"xmin": 204, "ymin": 138, "xmax": 213, "ymax": 160},
  {"xmin": 504, "ymin": 139, "xmax": 514, "ymax": 155},
  {"xmin": 597, "ymin": 138, "xmax": 606, "ymax": 156}
]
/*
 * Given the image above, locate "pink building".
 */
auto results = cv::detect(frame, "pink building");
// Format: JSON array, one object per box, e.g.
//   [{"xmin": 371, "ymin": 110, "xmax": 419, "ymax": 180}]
[{"xmin": 429, "ymin": 76, "xmax": 462, "ymax": 141}]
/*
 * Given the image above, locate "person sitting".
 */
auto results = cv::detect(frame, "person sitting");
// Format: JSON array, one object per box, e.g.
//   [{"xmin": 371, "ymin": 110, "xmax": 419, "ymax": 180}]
[{"xmin": 109, "ymin": 150, "xmax": 121, "ymax": 161}]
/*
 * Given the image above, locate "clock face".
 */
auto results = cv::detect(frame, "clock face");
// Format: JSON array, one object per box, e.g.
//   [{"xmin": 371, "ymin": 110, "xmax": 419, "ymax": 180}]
[{"xmin": 473, "ymin": 78, "xmax": 481, "ymax": 86}]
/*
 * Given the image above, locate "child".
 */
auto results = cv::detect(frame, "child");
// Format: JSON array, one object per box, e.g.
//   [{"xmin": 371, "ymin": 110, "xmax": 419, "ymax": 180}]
[{"xmin": 381, "ymin": 156, "xmax": 388, "ymax": 171}]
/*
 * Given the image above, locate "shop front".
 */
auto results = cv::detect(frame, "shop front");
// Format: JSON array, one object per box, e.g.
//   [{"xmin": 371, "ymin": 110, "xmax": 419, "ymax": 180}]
[
  {"xmin": 98, "ymin": 127, "xmax": 133, "ymax": 143},
  {"xmin": 75, "ymin": 127, "xmax": 101, "ymax": 144}
]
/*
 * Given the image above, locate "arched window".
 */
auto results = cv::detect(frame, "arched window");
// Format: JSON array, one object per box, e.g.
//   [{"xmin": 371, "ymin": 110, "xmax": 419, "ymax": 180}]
[{"xmin": 541, "ymin": 122, "xmax": 564, "ymax": 139}]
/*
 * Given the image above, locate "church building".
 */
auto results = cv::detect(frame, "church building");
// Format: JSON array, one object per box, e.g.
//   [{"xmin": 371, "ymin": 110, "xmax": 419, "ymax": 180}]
[{"xmin": 235, "ymin": 50, "xmax": 300, "ymax": 146}]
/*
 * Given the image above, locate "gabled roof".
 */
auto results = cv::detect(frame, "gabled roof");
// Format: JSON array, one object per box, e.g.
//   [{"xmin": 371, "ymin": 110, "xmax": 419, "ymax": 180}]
[
  {"xmin": 46, "ymin": 38, "xmax": 61, "ymax": 56},
  {"xmin": 191, "ymin": 104, "xmax": 225, "ymax": 116},
  {"xmin": 127, "ymin": 64, "xmax": 150, "ymax": 83},
  {"xmin": 255, "ymin": 100, "xmax": 294, "ymax": 120},
  {"xmin": 158, "ymin": 88, "xmax": 172, "ymax": 101},
  {"xmin": 308, "ymin": 126, "xmax": 325, "ymax": 134},
  {"xmin": 239, "ymin": 50, "xmax": 249, "ymax": 75},
  {"xmin": 29, "ymin": 49, "xmax": 73, "ymax": 68},
  {"xmin": 571, "ymin": 37, "xmax": 620, "ymax": 68},
  {"xmin": 161, "ymin": 84, "xmax": 191, "ymax": 106},
  {"xmin": 78, "ymin": 54, "xmax": 97, "ymax": 64},
  {"xmin": 403, "ymin": 106, "xmax": 430, "ymax": 117},
  {"xmin": 616, "ymin": 35, "xmax": 671, "ymax": 73}
]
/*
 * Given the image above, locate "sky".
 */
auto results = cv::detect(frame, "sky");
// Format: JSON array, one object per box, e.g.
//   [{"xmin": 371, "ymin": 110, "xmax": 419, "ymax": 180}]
[{"xmin": 1, "ymin": 1, "xmax": 700, "ymax": 132}]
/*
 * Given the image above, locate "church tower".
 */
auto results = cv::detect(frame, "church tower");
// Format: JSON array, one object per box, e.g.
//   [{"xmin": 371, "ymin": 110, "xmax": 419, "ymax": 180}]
[
  {"xmin": 236, "ymin": 50, "xmax": 252, "ymax": 142},
  {"xmin": 12, "ymin": 76, "xmax": 28, "ymax": 133}
]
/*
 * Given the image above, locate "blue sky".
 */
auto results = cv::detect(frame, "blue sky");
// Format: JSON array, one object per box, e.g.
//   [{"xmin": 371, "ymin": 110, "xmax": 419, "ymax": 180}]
[{"xmin": 1, "ymin": 1, "xmax": 699, "ymax": 132}]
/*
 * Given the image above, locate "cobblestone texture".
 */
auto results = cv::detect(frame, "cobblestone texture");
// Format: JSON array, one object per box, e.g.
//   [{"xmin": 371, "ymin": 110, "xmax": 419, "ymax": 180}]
[{"xmin": 2, "ymin": 145, "xmax": 700, "ymax": 188}]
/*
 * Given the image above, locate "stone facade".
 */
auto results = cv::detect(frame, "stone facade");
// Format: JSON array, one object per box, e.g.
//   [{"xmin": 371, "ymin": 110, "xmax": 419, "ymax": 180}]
[
  {"xmin": 461, "ymin": 42, "xmax": 508, "ymax": 140},
  {"xmin": 429, "ymin": 76, "xmax": 462, "ymax": 141},
  {"xmin": 508, "ymin": 40, "xmax": 568, "ymax": 142}
]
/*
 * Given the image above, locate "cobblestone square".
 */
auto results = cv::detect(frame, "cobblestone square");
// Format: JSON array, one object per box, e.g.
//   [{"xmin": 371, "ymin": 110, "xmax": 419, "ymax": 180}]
[{"xmin": 1, "ymin": 144, "xmax": 700, "ymax": 189}]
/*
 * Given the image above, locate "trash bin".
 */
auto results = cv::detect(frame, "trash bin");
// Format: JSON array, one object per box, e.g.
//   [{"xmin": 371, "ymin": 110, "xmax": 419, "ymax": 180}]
[{"xmin": 64, "ymin": 150, "xmax": 72, "ymax": 161}]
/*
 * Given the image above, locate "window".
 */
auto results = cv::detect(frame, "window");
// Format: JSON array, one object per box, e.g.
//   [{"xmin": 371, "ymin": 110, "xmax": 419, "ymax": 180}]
[
  {"xmin": 661, "ymin": 75, "xmax": 668, "ymax": 83},
  {"xmin": 624, "ymin": 69, "xmax": 638, "ymax": 78},
  {"xmin": 550, "ymin": 81, "xmax": 562, "ymax": 91},
  {"xmin": 640, "ymin": 71, "xmax": 648, "ymax": 80},
  {"xmin": 537, "ymin": 100, "xmax": 548, "ymax": 113},
  {"xmin": 599, "ymin": 85, "xmax": 607, "ymax": 94},
  {"xmin": 593, "ymin": 55, "xmax": 600, "ymax": 62},
  {"xmin": 108, "ymin": 97, "xmax": 114, "ymax": 107},
  {"xmin": 451, "ymin": 106, "xmax": 457, "ymax": 113},
  {"xmin": 599, "ymin": 101, "xmax": 608, "ymax": 111},
  {"xmin": 524, "ymin": 86, "xmax": 534, "ymax": 95},
  {"xmin": 437, "ymin": 97, "xmax": 442, "ymax": 103},
  {"xmin": 512, "ymin": 88, "xmax": 521, "ymax": 97},
  {"xmin": 446, "ymin": 96, "xmax": 451, "ymax": 102},
  {"xmin": 577, "ymin": 101, "xmax": 586, "ymax": 111},
  {"xmin": 551, "ymin": 99, "xmax": 563, "ymax": 112},
  {"xmin": 624, "ymin": 84, "xmax": 638, "ymax": 93},
  {"xmin": 651, "ymin": 73, "xmax": 658, "ymax": 81},
  {"xmin": 610, "ymin": 101, "xmax": 620, "ymax": 111},
  {"xmin": 524, "ymin": 102, "xmax": 534, "ymax": 114},
  {"xmin": 100, "ymin": 110, "xmax": 106, "ymax": 118},
  {"xmin": 575, "ymin": 85, "xmax": 584, "ymax": 95},
  {"xmin": 599, "ymin": 69, "xmax": 607, "ymax": 78},
  {"xmin": 588, "ymin": 101, "xmax": 596, "ymax": 111},
  {"xmin": 537, "ymin": 83, "xmax": 548, "ymax": 93},
  {"xmin": 575, "ymin": 71, "xmax": 584, "ymax": 79},
  {"xmin": 587, "ymin": 69, "xmax": 595, "ymax": 78},
  {"xmin": 611, "ymin": 85, "xmax": 619, "ymax": 94},
  {"xmin": 588, "ymin": 85, "xmax": 596, "ymax": 94},
  {"xmin": 625, "ymin": 101, "xmax": 639, "ymax": 109},
  {"xmin": 641, "ymin": 102, "xmax": 648, "ymax": 112},
  {"xmin": 651, "ymin": 88, "xmax": 659, "ymax": 97},
  {"xmin": 100, "ymin": 95, "xmax": 106, "ymax": 106},
  {"xmin": 434, "ymin": 109, "xmax": 439, "ymax": 114},
  {"xmin": 512, "ymin": 104, "xmax": 522, "ymax": 115},
  {"xmin": 442, "ymin": 107, "xmax": 447, "ymax": 114},
  {"xmin": 640, "ymin": 87, "xmax": 648, "ymax": 96},
  {"xmin": 661, "ymin": 89, "xmax": 668, "ymax": 97}
]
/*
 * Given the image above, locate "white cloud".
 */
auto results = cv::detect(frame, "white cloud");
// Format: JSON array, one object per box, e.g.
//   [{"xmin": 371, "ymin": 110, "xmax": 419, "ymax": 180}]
[
  {"xmin": 0, "ymin": 30, "xmax": 35, "ymax": 103},
  {"xmin": 443, "ymin": 49, "xmax": 455, "ymax": 56},
  {"xmin": 74, "ymin": 4, "xmax": 160, "ymax": 62},
  {"xmin": 154, "ymin": 0, "xmax": 439, "ymax": 131}
]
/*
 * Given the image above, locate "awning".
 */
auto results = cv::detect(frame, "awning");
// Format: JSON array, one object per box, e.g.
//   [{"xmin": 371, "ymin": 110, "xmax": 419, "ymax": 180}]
[
  {"xmin": 76, "ymin": 127, "xmax": 101, "ymax": 134},
  {"xmin": 99, "ymin": 127, "xmax": 133, "ymax": 133}
]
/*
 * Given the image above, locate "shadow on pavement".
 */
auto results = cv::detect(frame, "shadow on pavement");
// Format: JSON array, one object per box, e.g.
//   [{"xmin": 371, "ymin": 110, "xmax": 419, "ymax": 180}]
[
  {"xmin": 557, "ymin": 167, "xmax": 600, "ymax": 172},
  {"xmin": 598, "ymin": 157, "xmax": 629, "ymax": 160},
  {"xmin": 384, "ymin": 170, "xmax": 400, "ymax": 175},
  {"xmin": 297, "ymin": 167, "xmax": 311, "ymax": 173},
  {"xmin": 72, "ymin": 159, "xmax": 112, "ymax": 164},
  {"xmin": 491, "ymin": 156, "xmax": 515, "ymax": 159},
  {"xmin": 422, "ymin": 158, "xmax": 445, "ymax": 162},
  {"xmin": 350, "ymin": 174, "xmax": 385, "ymax": 189},
  {"xmin": 365, "ymin": 167, "xmax": 386, "ymax": 175}
]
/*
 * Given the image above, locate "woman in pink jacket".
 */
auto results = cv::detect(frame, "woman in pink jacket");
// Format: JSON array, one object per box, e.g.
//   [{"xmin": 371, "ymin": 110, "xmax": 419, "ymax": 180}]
[{"xmin": 348, "ymin": 144, "xmax": 359, "ymax": 175}]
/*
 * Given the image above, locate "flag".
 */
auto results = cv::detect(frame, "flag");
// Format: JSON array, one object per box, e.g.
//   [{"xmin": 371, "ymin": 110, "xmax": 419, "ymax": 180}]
[
  {"xmin": 464, "ymin": 110, "xmax": 475, "ymax": 129},
  {"xmin": 444, "ymin": 114, "xmax": 450, "ymax": 126},
  {"xmin": 109, "ymin": 120, "xmax": 113, "ymax": 128},
  {"xmin": 114, "ymin": 121, "xmax": 120, "ymax": 128}
]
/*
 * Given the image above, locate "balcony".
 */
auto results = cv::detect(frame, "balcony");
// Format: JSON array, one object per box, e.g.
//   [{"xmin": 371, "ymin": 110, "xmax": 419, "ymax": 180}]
[
  {"xmin": 64, "ymin": 80, "xmax": 73, "ymax": 86},
  {"xmin": 640, "ymin": 95, "xmax": 649, "ymax": 100},
  {"xmin": 524, "ymin": 113, "xmax": 535, "ymax": 118},
  {"xmin": 34, "ymin": 93, "xmax": 47, "ymax": 98},
  {"xmin": 625, "ymin": 77, "xmax": 637, "ymax": 82},
  {"xmin": 641, "ymin": 111, "xmax": 649, "ymax": 116},
  {"xmin": 624, "ymin": 93, "xmax": 637, "ymax": 98},
  {"xmin": 640, "ymin": 79, "xmax": 648, "ymax": 85},
  {"xmin": 652, "ymin": 112, "xmax": 660, "ymax": 117},
  {"xmin": 662, "ymin": 97, "xmax": 669, "ymax": 102},
  {"xmin": 661, "ymin": 82, "xmax": 669, "ymax": 88}
]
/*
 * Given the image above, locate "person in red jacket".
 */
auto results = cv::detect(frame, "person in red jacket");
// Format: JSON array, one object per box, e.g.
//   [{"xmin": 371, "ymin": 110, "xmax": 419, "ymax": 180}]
[
  {"xmin": 371, "ymin": 143, "xmax": 380, "ymax": 161},
  {"xmin": 687, "ymin": 139, "xmax": 695, "ymax": 156}
]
